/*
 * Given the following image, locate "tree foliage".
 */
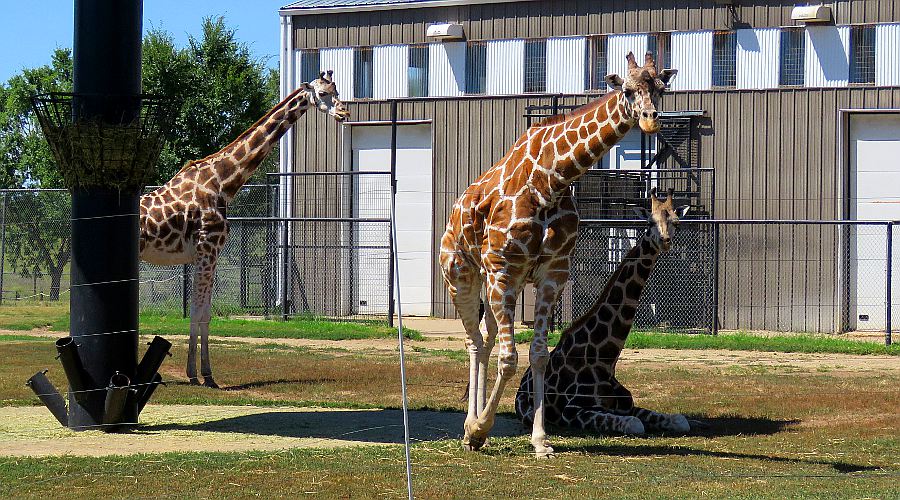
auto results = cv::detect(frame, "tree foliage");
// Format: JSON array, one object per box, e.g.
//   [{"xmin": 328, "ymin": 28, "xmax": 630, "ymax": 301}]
[
  {"xmin": 0, "ymin": 17, "xmax": 279, "ymax": 300},
  {"xmin": 143, "ymin": 17, "xmax": 279, "ymax": 184}
]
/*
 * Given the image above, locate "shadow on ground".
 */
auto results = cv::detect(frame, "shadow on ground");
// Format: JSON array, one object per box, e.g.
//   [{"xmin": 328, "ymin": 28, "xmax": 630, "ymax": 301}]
[{"xmin": 143, "ymin": 408, "xmax": 523, "ymax": 444}]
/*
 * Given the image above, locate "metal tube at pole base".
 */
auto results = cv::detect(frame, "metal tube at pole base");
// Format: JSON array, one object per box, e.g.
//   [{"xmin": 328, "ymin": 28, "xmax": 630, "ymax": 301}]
[
  {"xmin": 137, "ymin": 373, "xmax": 164, "ymax": 414},
  {"xmin": 55, "ymin": 337, "xmax": 91, "ymax": 406},
  {"xmin": 25, "ymin": 370, "xmax": 68, "ymax": 427},
  {"xmin": 135, "ymin": 336, "xmax": 172, "ymax": 387},
  {"xmin": 102, "ymin": 372, "xmax": 134, "ymax": 430}
]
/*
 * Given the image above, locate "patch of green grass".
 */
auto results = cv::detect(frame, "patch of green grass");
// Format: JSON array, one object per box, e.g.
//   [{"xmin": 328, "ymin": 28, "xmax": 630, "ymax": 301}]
[
  {"xmin": 138, "ymin": 315, "xmax": 422, "ymax": 341},
  {"xmin": 0, "ymin": 335, "xmax": 45, "ymax": 342},
  {"xmin": 516, "ymin": 329, "xmax": 900, "ymax": 356},
  {"xmin": 0, "ymin": 303, "xmax": 420, "ymax": 341}
]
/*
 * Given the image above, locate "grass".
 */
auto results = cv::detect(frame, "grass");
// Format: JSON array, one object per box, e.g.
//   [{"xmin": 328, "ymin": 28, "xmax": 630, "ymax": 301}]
[
  {"xmin": 515, "ymin": 329, "xmax": 900, "ymax": 355},
  {"xmin": 0, "ymin": 338, "xmax": 898, "ymax": 498},
  {"xmin": 0, "ymin": 303, "xmax": 421, "ymax": 341}
]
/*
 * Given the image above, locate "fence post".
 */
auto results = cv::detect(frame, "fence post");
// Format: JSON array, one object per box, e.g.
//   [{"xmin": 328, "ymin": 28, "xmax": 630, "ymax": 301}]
[
  {"xmin": 182, "ymin": 264, "xmax": 189, "ymax": 319},
  {"xmin": 281, "ymin": 219, "xmax": 289, "ymax": 321},
  {"xmin": 0, "ymin": 192, "xmax": 6, "ymax": 306},
  {"xmin": 387, "ymin": 100, "xmax": 397, "ymax": 328},
  {"xmin": 886, "ymin": 222, "xmax": 893, "ymax": 346}
]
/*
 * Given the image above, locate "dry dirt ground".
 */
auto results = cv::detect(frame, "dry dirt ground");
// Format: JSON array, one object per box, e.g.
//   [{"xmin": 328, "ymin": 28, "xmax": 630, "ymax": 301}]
[{"xmin": 3, "ymin": 318, "xmax": 897, "ymax": 458}]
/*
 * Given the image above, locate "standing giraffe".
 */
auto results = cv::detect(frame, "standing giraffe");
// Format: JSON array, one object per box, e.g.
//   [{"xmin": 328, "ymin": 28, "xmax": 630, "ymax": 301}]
[
  {"xmin": 440, "ymin": 52, "xmax": 676, "ymax": 457},
  {"xmin": 515, "ymin": 188, "xmax": 691, "ymax": 435},
  {"xmin": 140, "ymin": 71, "xmax": 349, "ymax": 388}
]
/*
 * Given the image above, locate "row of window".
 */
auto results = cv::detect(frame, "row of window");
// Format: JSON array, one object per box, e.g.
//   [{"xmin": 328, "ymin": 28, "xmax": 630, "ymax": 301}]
[{"xmin": 298, "ymin": 25, "xmax": 881, "ymax": 98}]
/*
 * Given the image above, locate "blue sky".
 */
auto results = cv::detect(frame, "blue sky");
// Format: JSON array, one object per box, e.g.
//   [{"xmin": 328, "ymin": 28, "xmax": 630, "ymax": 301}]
[{"xmin": 0, "ymin": 1, "xmax": 287, "ymax": 82}]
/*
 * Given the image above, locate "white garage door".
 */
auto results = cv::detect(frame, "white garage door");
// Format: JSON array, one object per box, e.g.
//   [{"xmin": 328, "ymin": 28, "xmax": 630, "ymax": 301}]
[
  {"xmin": 352, "ymin": 124, "xmax": 433, "ymax": 316},
  {"xmin": 849, "ymin": 113, "xmax": 900, "ymax": 331}
]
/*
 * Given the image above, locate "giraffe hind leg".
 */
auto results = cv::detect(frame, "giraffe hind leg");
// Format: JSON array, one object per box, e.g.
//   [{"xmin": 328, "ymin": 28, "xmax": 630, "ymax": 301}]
[
  {"xmin": 632, "ymin": 407, "xmax": 691, "ymax": 434},
  {"xmin": 561, "ymin": 405, "xmax": 645, "ymax": 435}
]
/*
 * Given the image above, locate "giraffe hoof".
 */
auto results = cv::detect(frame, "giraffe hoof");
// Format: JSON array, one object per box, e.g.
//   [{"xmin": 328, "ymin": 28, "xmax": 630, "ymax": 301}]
[
  {"xmin": 668, "ymin": 414, "xmax": 691, "ymax": 434},
  {"xmin": 463, "ymin": 436, "xmax": 486, "ymax": 451},
  {"xmin": 188, "ymin": 377, "xmax": 201, "ymax": 386},
  {"xmin": 622, "ymin": 416, "xmax": 645, "ymax": 435},
  {"xmin": 534, "ymin": 447, "xmax": 555, "ymax": 459},
  {"xmin": 203, "ymin": 377, "xmax": 220, "ymax": 389}
]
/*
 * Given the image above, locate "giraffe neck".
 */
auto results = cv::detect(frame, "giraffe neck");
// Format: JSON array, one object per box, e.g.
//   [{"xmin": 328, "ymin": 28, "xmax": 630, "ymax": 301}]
[
  {"xmin": 530, "ymin": 91, "xmax": 635, "ymax": 205},
  {"xmin": 197, "ymin": 87, "xmax": 313, "ymax": 203},
  {"xmin": 570, "ymin": 231, "xmax": 660, "ymax": 357}
]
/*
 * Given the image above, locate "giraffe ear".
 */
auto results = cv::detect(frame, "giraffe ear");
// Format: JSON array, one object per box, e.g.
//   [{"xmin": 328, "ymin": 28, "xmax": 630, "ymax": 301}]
[
  {"xmin": 300, "ymin": 82, "xmax": 314, "ymax": 91},
  {"xmin": 675, "ymin": 205, "xmax": 690, "ymax": 218},
  {"xmin": 631, "ymin": 206, "xmax": 652, "ymax": 220},
  {"xmin": 604, "ymin": 74, "xmax": 624, "ymax": 89},
  {"xmin": 658, "ymin": 69, "xmax": 678, "ymax": 85}
]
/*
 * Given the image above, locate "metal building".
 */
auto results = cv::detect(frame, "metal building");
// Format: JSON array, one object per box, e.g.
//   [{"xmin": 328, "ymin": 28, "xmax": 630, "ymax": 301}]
[{"xmin": 277, "ymin": 0, "xmax": 900, "ymax": 333}]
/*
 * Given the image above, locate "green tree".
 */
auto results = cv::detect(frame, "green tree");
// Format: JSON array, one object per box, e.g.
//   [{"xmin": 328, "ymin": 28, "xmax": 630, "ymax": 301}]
[
  {"xmin": 0, "ymin": 49, "xmax": 73, "ymax": 300},
  {"xmin": 0, "ymin": 18, "xmax": 279, "ymax": 301},
  {"xmin": 143, "ymin": 17, "xmax": 279, "ymax": 185}
]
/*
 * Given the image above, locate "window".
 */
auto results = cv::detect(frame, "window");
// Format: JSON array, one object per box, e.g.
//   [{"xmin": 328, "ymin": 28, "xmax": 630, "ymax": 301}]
[
  {"xmin": 353, "ymin": 47, "xmax": 374, "ymax": 99},
  {"xmin": 299, "ymin": 49, "xmax": 321, "ymax": 84},
  {"xmin": 779, "ymin": 28, "xmax": 805, "ymax": 86},
  {"xmin": 648, "ymin": 32, "xmax": 671, "ymax": 70},
  {"xmin": 465, "ymin": 41, "xmax": 486, "ymax": 94},
  {"xmin": 524, "ymin": 39, "xmax": 547, "ymax": 93},
  {"xmin": 587, "ymin": 35, "xmax": 608, "ymax": 91},
  {"xmin": 712, "ymin": 31, "xmax": 737, "ymax": 87},
  {"xmin": 408, "ymin": 45, "xmax": 429, "ymax": 97},
  {"xmin": 850, "ymin": 25, "xmax": 876, "ymax": 85}
]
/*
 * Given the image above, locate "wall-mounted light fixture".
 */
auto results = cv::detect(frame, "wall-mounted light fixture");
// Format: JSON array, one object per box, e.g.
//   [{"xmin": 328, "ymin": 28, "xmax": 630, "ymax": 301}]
[
  {"xmin": 791, "ymin": 5, "xmax": 832, "ymax": 24},
  {"xmin": 426, "ymin": 23, "xmax": 465, "ymax": 41}
]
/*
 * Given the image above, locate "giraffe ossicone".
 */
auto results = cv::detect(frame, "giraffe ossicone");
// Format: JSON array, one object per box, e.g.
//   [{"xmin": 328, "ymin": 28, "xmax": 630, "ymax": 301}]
[
  {"xmin": 440, "ymin": 52, "xmax": 677, "ymax": 457},
  {"xmin": 139, "ymin": 71, "xmax": 349, "ymax": 388},
  {"xmin": 515, "ymin": 188, "xmax": 692, "ymax": 436}
]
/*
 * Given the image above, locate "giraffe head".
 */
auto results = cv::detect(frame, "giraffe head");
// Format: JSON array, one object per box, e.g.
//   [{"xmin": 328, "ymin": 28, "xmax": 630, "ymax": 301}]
[
  {"xmin": 605, "ymin": 52, "xmax": 677, "ymax": 134},
  {"xmin": 301, "ymin": 70, "xmax": 351, "ymax": 122},
  {"xmin": 632, "ymin": 188, "xmax": 689, "ymax": 251}
]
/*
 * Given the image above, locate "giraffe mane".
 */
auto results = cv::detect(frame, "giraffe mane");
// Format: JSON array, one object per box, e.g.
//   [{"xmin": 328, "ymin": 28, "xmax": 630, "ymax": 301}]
[
  {"xmin": 531, "ymin": 91, "xmax": 618, "ymax": 128},
  {"xmin": 176, "ymin": 86, "xmax": 311, "ymax": 174}
]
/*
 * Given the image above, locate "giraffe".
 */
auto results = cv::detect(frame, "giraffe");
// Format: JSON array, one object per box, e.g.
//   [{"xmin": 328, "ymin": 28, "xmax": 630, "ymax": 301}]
[
  {"xmin": 139, "ymin": 71, "xmax": 349, "ymax": 388},
  {"xmin": 439, "ymin": 52, "xmax": 677, "ymax": 457},
  {"xmin": 515, "ymin": 188, "xmax": 691, "ymax": 435}
]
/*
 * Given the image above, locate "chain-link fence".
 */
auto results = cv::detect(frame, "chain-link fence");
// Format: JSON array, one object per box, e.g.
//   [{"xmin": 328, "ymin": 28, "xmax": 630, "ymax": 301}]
[
  {"xmin": 271, "ymin": 171, "xmax": 393, "ymax": 322},
  {"xmin": 556, "ymin": 220, "xmax": 897, "ymax": 340}
]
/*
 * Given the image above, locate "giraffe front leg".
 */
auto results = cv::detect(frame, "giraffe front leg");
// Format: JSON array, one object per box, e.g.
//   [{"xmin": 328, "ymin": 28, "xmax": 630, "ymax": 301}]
[
  {"xmin": 561, "ymin": 404, "xmax": 646, "ymax": 435},
  {"xmin": 467, "ymin": 272, "xmax": 521, "ymax": 450},
  {"xmin": 192, "ymin": 250, "xmax": 220, "ymax": 389},
  {"xmin": 607, "ymin": 378, "xmax": 690, "ymax": 434},
  {"xmin": 440, "ymin": 259, "xmax": 484, "ymax": 451},
  {"xmin": 529, "ymin": 272, "xmax": 567, "ymax": 458},
  {"xmin": 477, "ymin": 297, "xmax": 497, "ymax": 416}
]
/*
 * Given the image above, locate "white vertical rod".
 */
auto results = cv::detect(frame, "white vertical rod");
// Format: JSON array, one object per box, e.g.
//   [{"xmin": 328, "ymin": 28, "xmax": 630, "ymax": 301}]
[{"xmin": 390, "ymin": 99, "xmax": 414, "ymax": 500}]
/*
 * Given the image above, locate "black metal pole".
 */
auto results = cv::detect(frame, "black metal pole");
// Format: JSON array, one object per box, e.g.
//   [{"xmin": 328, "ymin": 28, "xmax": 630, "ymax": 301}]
[
  {"xmin": 182, "ymin": 264, "xmax": 189, "ymax": 319},
  {"xmin": 387, "ymin": 100, "xmax": 397, "ymax": 327},
  {"xmin": 67, "ymin": 0, "xmax": 143, "ymax": 430},
  {"xmin": 886, "ymin": 222, "xmax": 893, "ymax": 346}
]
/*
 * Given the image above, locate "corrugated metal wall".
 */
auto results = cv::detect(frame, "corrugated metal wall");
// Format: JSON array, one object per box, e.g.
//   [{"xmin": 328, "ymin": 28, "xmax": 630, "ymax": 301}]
[
  {"xmin": 805, "ymin": 26, "xmax": 850, "ymax": 88},
  {"xmin": 606, "ymin": 33, "xmax": 647, "ymax": 84},
  {"xmin": 876, "ymin": 23, "xmax": 900, "ymax": 87},
  {"xmin": 670, "ymin": 31, "xmax": 712, "ymax": 91},
  {"xmin": 486, "ymin": 39, "xmax": 525, "ymax": 95},
  {"xmin": 546, "ymin": 37, "xmax": 585, "ymax": 94},
  {"xmin": 373, "ymin": 44, "xmax": 408, "ymax": 99},
  {"xmin": 289, "ymin": 87, "xmax": 900, "ymax": 324},
  {"xmin": 320, "ymin": 47, "xmax": 354, "ymax": 98},
  {"xmin": 290, "ymin": 1, "xmax": 899, "ymax": 48},
  {"xmin": 736, "ymin": 28, "xmax": 779, "ymax": 90},
  {"xmin": 428, "ymin": 42, "xmax": 466, "ymax": 97}
]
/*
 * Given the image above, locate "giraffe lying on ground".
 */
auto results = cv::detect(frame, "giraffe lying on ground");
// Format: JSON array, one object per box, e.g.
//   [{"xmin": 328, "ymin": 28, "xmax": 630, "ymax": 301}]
[
  {"xmin": 139, "ymin": 71, "xmax": 350, "ymax": 388},
  {"xmin": 440, "ymin": 52, "xmax": 676, "ymax": 457},
  {"xmin": 515, "ymin": 188, "xmax": 691, "ymax": 435}
]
